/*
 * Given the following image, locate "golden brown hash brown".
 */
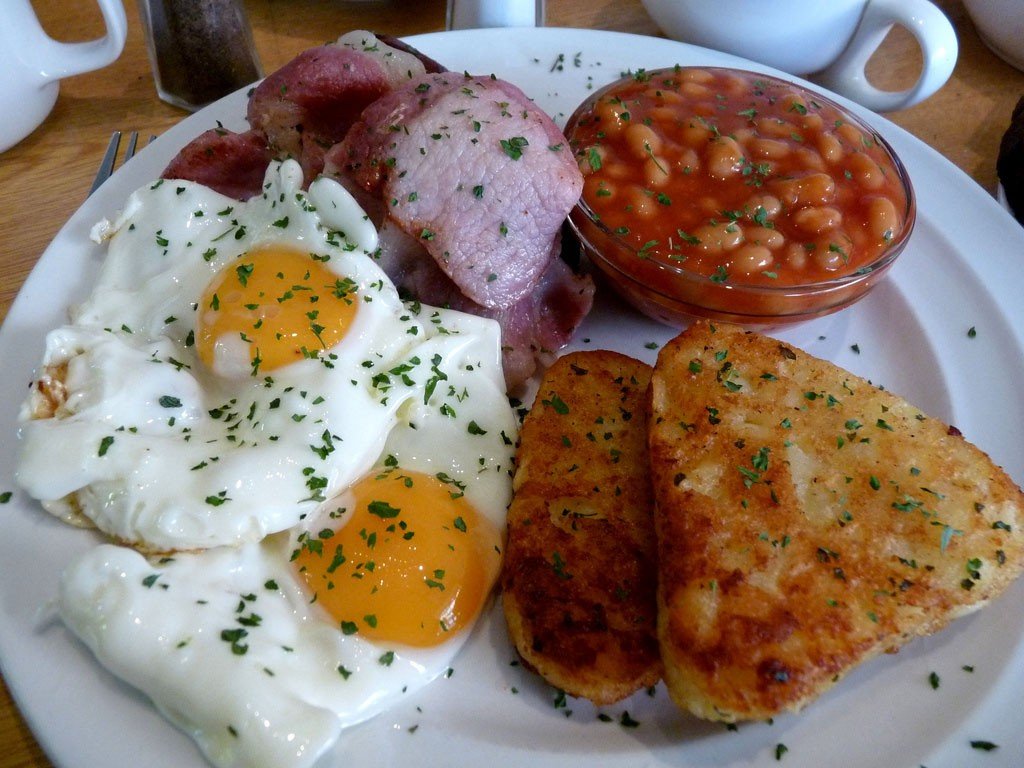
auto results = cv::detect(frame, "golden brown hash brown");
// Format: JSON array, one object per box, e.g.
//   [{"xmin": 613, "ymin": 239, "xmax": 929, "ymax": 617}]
[
  {"xmin": 648, "ymin": 321, "xmax": 1024, "ymax": 722},
  {"xmin": 502, "ymin": 351, "xmax": 662, "ymax": 705}
]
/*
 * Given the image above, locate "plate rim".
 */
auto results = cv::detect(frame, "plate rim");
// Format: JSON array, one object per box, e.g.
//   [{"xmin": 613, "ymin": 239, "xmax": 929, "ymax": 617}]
[{"xmin": 2, "ymin": 25, "xmax": 1024, "ymax": 768}]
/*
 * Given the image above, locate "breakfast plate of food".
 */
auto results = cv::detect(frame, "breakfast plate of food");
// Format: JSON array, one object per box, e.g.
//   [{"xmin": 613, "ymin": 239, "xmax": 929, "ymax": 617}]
[{"xmin": 1, "ymin": 27, "xmax": 1023, "ymax": 768}]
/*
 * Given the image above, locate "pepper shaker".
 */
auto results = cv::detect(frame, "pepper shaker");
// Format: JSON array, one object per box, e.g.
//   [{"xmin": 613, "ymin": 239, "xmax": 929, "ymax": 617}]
[
  {"xmin": 446, "ymin": 0, "xmax": 544, "ymax": 29},
  {"xmin": 137, "ymin": 0, "xmax": 262, "ymax": 111}
]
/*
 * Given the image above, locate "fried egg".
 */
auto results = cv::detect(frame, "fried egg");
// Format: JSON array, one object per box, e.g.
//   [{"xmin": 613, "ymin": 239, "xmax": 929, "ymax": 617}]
[
  {"xmin": 59, "ymin": 492, "xmax": 496, "ymax": 768},
  {"xmin": 59, "ymin": 349, "xmax": 513, "ymax": 768},
  {"xmin": 16, "ymin": 160, "xmax": 513, "ymax": 552},
  {"xmin": 43, "ymin": 158, "xmax": 518, "ymax": 768}
]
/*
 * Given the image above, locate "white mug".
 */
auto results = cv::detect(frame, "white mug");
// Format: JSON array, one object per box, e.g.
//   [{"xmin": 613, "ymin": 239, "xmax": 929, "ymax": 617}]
[
  {"xmin": 0, "ymin": 0, "xmax": 127, "ymax": 153},
  {"xmin": 640, "ymin": 0, "xmax": 958, "ymax": 112}
]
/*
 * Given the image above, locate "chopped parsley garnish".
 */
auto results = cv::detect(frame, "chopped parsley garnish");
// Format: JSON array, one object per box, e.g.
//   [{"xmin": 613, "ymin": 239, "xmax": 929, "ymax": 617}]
[
  {"xmin": 500, "ymin": 136, "xmax": 529, "ymax": 160},
  {"xmin": 542, "ymin": 394, "xmax": 570, "ymax": 414}
]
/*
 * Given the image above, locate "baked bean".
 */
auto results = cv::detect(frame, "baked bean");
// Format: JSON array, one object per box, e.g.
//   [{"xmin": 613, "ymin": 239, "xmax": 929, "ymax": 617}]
[
  {"xmin": 643, "ymin": 156, "xmax": 671, "ymax": 188},
  {"xmin": 770, "ymin": 173, "xmax": 836, "ymax": 206},
  {"xmin": 650, "ymin": 106, "xmax": 680, "ymax": 123},
  {"xmin": 603, "ymin": 161, "xmax": 633, "ymax": 180},
  {"xmin": 782, "ymin": 243, "xmax": 809, "ymax": 270},
  {"xmin": 706, "ymin": 136, "xmax": 745, "ymax": 179},
  {"xmin": 721, "ymin": 72, "xmax": 749, "ymax": 97},
  {"xmin": 817, "ymin": 132, "xmax": 844, "ymax": 164},
  {"xmin": 680, "ymin": 121, "xmax": 715, "ymax": 148},
  {"xmin": 595, "ymin": 99, "xmax": 629, "ymax": 135},
  {"xmin": 732, "ymin": 127, "xmax": 755, "ymax": 145},
  {"xmin": 836, "ymin": 121, "xmax": 864, "ymax": 146},
  {"xmin": 697, "ymin": 196, "xmax": 723, "ymax": 216},
  {"xmin": 693, "ymin": 221, "xmax": 744, "ymax": 253},
  {"xmin": 866, "ymin": 196, "xmax": 899, "ymax": 240},
  {"xmin": 579, "ymin": 145, "xmax": 607, "ymax": 175},
  {"xmin": 675, "ymin": 147, "xmax": 701, "ymax": 174},
  {"xmin": 692, "ymin": 102, "xmax": 717, "ymax": 118},
  {"xmin": 625, "ymin": 123, "xmax": 663, "ymax": 159},
  {"xmin": 681, "ymin": 81, "xmax": 711, "ymax": 98},
  {"xmin": 812, "ymin": 238, "xmax": 852, "ymax": 271},
  {"xmin": 750, "ymin": 138, "xmax": 790, "ymax": 160},
  {"xmin": 793, "ymin": 206, "xmax": 843, "ymax": 235},
  {"xmin": 678, "ymin": 68, "xmax": 714, "ymax": 83},
  {"xmin": 582, "ymin": 175, "xmax": 613, "ymax": 201},
  {"xmin": 793, "ymin": 146, "xmax": 827, "ymax": 172},
  {"xmin": 799, "ymin": 113, "xmax": 825, "ymax": 133},
  {"xmin": 744, "ymin": 226, "xmax": 785, "ymax": 249},
  {"xmin": 747, "ymin": 194, "xmax": 782, "ymax": 219},
  {"xmin": 566, "ymin": 66, "xmax": 910, "ymax": 290},
  {"xmin": 757, "ymin": 117, "xmax": 797, "ymax": 139},
  {"xmin": 848, "ymin": 227, "xmax": 868, "ymax": 253},
  {"xmin": 627, "ymin": 185, "xmax": 658, "ymax": 219},
  {"xmin": 647, "ymin": 88, "xmax": 684, "ymax": 104},
  {"xmin": 847, "ymin": 152, "xmax": 885, "ymax": 190},
  {"xmin": 731, "ymin": 244, "xmax": 774, "ymax": 273},
  {"xmin": 781, "ymin": 93, "xmax": 808, "ymax": 114}
]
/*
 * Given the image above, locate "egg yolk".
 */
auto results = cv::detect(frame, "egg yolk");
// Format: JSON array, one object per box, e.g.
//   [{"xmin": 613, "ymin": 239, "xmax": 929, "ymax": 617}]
[
  {"xmin": 292, "ymin": 468, "xmax": 501, "ymax": 647},
  {"xmin": 197, "ymin": 247, "xmax": 358, "ymax": 374}
]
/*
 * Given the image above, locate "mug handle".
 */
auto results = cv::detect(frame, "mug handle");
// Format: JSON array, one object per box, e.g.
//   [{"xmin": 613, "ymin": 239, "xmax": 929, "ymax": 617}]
[
  {"xmin": 36, "ymin": 0, "xmax": 127, "ymax": 82},
  {"xmin": 814, "ymin": 0, "xmax": 957, "ymax": 112}
]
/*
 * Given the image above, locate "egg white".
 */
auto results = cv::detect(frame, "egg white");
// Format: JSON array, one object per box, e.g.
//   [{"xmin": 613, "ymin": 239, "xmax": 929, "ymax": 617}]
[
  {"xmin": 16, "ymin": 161, "xmax": 513, "ymax": 552},
  {"xmin": 59, "ymin": 537, "xmax": 460, "ymax": 768},
  {"xmin": 58, "ymin": 303, "xmax": 516, "ymax": 768},
  {"xmin": 45, "ymin": 159, "xmax": 519, "ymax": 768}
]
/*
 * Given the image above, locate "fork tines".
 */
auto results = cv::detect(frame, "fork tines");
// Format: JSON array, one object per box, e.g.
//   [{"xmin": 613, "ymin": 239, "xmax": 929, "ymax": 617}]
[{"xmin": 89, "ymin": 130, "xmax": 142, "ymax": 196}]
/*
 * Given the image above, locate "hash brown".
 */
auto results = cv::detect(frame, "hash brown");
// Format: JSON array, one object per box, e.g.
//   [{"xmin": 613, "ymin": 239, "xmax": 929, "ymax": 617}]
[
  {"xmin": 502, "ymin": 351, "xmax": 661, "ymax": 705},
  {"xmin": 648, "ymin": 321, "xmax": 1024, "ymax": 722}
]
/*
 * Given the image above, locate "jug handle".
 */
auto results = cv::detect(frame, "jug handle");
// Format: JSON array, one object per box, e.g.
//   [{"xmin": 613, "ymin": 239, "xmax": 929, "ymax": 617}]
[
  {"xmin": 815, "ymin": 0, "xmax": 957, "ymax": 112},
  {"xmin": 36, "ymin": 0, "xmax": 127, "ymax": 82}
]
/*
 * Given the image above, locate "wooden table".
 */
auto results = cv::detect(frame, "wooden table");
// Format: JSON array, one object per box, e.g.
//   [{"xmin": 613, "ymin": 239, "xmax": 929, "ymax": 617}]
[{"xmin": 2, "ymin": 1, "xmax": 1022, "ymax": 765}]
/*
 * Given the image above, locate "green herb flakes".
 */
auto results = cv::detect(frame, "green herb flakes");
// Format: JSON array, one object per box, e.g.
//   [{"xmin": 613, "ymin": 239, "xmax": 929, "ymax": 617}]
[
  {"xmin": 500, "ymin": 136, "xmax": 529, "ymax": 160},
  {"xmin": 970, "ymin": 740, "xmax": 998, "ymax": 751}
]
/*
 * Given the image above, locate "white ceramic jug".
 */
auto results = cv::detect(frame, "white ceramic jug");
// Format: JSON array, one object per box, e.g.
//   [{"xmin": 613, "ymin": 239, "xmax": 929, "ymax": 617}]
[{"xmin": 0, "ymin": 0, "xmax": 127, "ymax": 152}]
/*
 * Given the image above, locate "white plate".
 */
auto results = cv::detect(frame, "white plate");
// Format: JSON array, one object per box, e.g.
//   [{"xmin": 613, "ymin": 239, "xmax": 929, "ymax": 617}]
[{"xmin": 2, "ymin": 27, "xmax": 1024, "ymax": 768}]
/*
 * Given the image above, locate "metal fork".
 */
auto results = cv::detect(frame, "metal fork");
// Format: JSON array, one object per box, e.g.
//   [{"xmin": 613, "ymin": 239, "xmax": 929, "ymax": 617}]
[{"xmin": 89, "ymin": 131, "xmax": 151, "ymax": 195}]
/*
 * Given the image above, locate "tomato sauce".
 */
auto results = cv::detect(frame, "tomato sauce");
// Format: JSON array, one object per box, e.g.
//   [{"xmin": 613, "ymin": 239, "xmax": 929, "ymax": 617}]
[{"xmin": 566, "ymin": 67, "xmax": 912, "ymax": 288}]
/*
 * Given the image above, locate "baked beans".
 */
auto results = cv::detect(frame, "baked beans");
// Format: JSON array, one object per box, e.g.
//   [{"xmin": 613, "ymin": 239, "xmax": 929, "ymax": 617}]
[{"xmin": 565, "ymin": 66, "xmax": 911, "ymax": 287}]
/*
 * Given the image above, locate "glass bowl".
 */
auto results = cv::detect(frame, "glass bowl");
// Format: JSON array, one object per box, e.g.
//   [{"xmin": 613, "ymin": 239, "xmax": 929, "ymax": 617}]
[{"xmin": 564, "ymin": 66, "xmax": 916, "ymax": 326}]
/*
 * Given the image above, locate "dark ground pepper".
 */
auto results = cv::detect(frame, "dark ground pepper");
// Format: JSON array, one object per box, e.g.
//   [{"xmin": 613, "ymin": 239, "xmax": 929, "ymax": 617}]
[{"xmin": 141, "ymin": 0, "xmax": 262, "ymax": 111}]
